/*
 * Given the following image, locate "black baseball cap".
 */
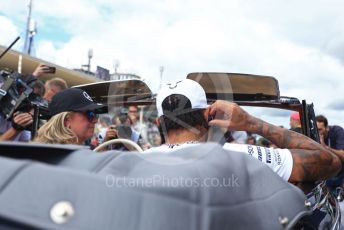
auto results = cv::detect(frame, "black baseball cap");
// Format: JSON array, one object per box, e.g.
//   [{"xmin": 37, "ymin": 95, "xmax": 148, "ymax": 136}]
[{"xmin": 49, "ymin": 88, "xmax": 108, "ymax": 116}]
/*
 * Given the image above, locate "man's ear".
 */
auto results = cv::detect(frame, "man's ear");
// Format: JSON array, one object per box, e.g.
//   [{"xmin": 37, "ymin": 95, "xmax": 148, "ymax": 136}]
[{"xmin": 203, "ymin": 107, "xmax": 211, "ymax": 122}]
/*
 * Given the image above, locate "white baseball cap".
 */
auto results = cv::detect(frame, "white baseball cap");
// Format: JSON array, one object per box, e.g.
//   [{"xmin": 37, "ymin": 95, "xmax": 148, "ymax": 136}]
[{"xmin": 156, "ymin": 79, "xmax": 208, "ymax": 117}]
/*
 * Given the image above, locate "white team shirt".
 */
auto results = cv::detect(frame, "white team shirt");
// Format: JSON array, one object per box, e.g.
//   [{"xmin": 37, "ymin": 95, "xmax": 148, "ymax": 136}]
[
  {"xmin": 223, "ymin": 143, "xmax": 293, "ymax": 181},
  {"xmin": 145, "ymin": 143, "xmax": 293, "ymax": 181}
]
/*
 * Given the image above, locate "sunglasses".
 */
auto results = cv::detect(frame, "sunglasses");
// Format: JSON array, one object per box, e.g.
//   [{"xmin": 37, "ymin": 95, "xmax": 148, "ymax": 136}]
[{"xmin": 84, "ymin": 111, "xmax": 99, "ymax": 122}]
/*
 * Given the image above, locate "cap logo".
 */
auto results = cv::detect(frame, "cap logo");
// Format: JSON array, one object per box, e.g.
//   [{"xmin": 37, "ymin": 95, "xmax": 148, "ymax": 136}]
[
  {"xmin": 83, "ymin": 91, "xmax": 93, "ymax": 102},
  {"xmin": 167, "ymin": 80, "xmax": 182, "ymax": 89}
]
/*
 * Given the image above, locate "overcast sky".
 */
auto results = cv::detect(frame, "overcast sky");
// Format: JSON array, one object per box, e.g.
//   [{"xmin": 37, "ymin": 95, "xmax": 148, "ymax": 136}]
[{"xmin": 1, "ymin": 0, "xmax": 344, "ymax": 127}]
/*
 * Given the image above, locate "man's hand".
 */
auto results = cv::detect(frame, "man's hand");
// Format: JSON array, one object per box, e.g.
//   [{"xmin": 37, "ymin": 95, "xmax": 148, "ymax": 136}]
[
  {"xmin": 0, "ymin": 112, "xmax": 33, "ymax": 141},
  {"xmin": 12, "ymin": 112, "xmax": 33, "ymax": 130},
  {"xmin": 104, "ymin": 126, "xmax": 118, "ymax": 142},
  {"xmin": 32, "ymin": 64, "xmax": 55, "ymax": 78},
  {"xmin": 207, "ymin": 100, "xmax": 251, "ymax": 131},
  {"xmin": 319, "ymin": 133, "xmax": 326, "ymax": 145}
]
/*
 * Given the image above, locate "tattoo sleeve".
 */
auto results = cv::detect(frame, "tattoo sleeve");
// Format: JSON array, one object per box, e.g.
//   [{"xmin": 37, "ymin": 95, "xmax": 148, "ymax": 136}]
[{"xmin": 246, "ymin": 115, "xmax": 341, "ymax": 182}]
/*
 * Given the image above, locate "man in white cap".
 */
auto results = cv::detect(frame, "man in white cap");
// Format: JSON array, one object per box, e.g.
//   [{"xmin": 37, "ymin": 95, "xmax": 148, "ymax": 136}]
[{"xmin": 150, "ymin": 79, "xmax": 341, "ymax": 183}]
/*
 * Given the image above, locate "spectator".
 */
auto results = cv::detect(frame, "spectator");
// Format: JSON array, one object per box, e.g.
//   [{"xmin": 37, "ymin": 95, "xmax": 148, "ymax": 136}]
[
  {"xmin": 96, "ymin": 115, "xmax": 116, "ymax": 145},
  {"xmin": 290, "ymin": 112, "xmax": 302, "ymax": 133},
  {"xmin": 96, "ymin": 108, "xmax": 149, "ymax": 151},
  {"xmin": 316, "ymin": 115, "xmax": 344, "ymax": 190},
  {"xmin": 111, "ymin": 115, "xmax": 121, "ymax": 126},
  {"xmin": 91, "ymin": 115, "xmax": 112, "ymax": 148},
  {"xmin": 247, "ymin": 135, "xmax": 256, "ymax": 145},
  {"xmin": 316, "ymin": 115, "xmax": 344, "ymax": 150},
  {"xmin": 43, "ymin": 77, "xmax": 68, "ymax": 102},
  {"xmin": 127, "ymin": 105, "xmax": 139, "ymax": 125},
  {"xmin": 95, "ymin": 115, "xmax": 112, "ymax": 136},
  {"xmin": 146, "ymin": 116, "xmax": 161, "ymax": 147},
  {"xmin": 128, "ymin": 105, "xmax": 148, "ymax": 142},
  {"xmin": 99, "ymin": 115, "xmax": 112, "ymax": 128},
  {"xmin": 147, "ymin": 79, "xmax": 341, "ymax": 183},
  {"xmin": 34, "ymin": 88, "xmax": 107, "ymax": 145},
  {"xmin": 0, "ymin": 63, "xmax": 53, "ymax": 142},
  {"xmin": 31, "ymin": 80, "xmax": 45, "ymax": 97}
]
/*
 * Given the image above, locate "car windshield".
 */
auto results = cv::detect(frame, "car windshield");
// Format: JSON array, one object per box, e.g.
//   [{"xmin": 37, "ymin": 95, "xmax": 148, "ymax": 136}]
[{"xmin": 242, "ymin": 106, "xmax": 293, "ymax": 128}]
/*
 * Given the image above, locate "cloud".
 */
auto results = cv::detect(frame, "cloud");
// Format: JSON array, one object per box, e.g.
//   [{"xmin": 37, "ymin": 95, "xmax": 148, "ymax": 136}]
[
  {"xmin": 327, "ymin": 101, "xmax": 344, "ymax": 111},
  {"xmin": 324, "ymin": 34, "xmax": 344, "ymax": 63},
  {"xmin": 0, "ymin": 15, "xmax": 21, "ymax": 50},
  {"xmin": 1, "ymin": 0, "xmax": 344, "ymax": 128},
  {"xmin": 35, "ymin": 40, "xmax": 58, "ymax": 63}
]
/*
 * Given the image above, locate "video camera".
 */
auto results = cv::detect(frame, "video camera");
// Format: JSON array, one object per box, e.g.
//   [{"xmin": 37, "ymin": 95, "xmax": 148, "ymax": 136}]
[
  {"xmin": 0, "ymin": 36, "xmax": 50, "ymax": 138},
  {"xmin": 0, "ymin": 69, "xmax": 50, "ymax": 134}
]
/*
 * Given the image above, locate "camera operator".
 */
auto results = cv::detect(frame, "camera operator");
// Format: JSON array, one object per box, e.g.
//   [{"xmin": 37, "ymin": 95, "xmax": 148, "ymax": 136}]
[{"xmin": 0, "ymin": 63, "xmax": 55, "ymax": 142}]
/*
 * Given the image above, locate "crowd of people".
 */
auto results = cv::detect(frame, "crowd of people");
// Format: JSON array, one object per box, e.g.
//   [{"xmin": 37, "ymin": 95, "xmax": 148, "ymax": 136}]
[{"xmin": 1, "ymin": 64, "xmax": 344, "ymax": 189}]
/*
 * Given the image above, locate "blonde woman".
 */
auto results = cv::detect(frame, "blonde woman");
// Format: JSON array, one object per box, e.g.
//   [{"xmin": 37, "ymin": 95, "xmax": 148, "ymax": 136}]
[
  {"xmin": 35, "ymin": 112, "xmax": 77, "ymax": 144},
  {"xmin": 34, "ymin": 88, "xmax": 107, "ymax": 145}
]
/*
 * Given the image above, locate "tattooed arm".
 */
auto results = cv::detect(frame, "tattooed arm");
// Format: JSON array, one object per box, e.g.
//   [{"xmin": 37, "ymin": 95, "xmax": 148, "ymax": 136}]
[
  {"xmin": 322, "ymin": 147, "xmax": 344, "ymax": 162},
  {"xmin": 208, "ymin": 100, "xmax": 342, "ymax": 183}
]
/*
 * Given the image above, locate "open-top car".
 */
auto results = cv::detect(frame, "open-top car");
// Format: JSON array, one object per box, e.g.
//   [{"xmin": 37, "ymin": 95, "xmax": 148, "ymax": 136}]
[
  {"xmin": 0, "ymin": 72, "xmax": 342, "ymax": 229},
  {"xmin": 76, "ymin": 72, "xmax": 342, "ymax": 228}
]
